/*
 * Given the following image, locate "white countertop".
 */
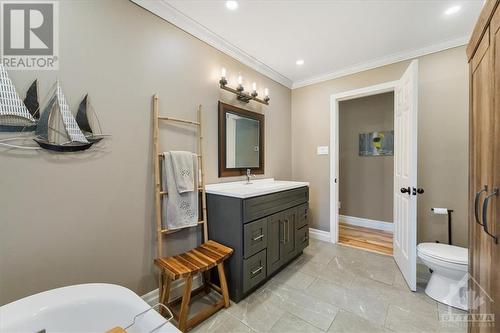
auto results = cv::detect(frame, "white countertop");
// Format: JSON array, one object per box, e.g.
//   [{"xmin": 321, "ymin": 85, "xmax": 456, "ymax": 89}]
[{"xmin": 205, "ymin": 178, "xmax": 309, "ymax": 199}]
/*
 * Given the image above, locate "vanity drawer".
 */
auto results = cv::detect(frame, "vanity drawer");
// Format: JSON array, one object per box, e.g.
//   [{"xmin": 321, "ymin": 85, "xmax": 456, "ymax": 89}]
[
  {"xmin": 243, "ymin": 187, "xmax": 309, "ymax": 223},
  {"xmin": 296, "ymin": 225, "xmax": 309, "ymax": 253},
  {"xmin": 243, "ymin": 249, "xmax": 267, "ymax": 293},
  {"xmin": 244, "ymin": 218, "xmax": 268, "ymax": 259},
  {"xmin": 296, "ymin": 203, "xmax": 308, "ymax": 229}
]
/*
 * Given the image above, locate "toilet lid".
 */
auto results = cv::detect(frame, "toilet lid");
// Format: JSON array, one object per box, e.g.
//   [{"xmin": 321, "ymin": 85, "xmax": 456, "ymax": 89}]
[{"xmin": 417, "ymin": 243, "xmax": 468, "ymax": 265}]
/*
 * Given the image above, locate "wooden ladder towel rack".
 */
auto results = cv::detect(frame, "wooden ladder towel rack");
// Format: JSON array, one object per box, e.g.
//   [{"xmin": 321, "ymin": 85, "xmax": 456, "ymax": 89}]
[
  {"xmin": 152, "ymin": 95, "xmax": 233, "ymax": 332},
  {"xmin": 153, "ymin": 94, "xmax": 208, "ymax": 244}
]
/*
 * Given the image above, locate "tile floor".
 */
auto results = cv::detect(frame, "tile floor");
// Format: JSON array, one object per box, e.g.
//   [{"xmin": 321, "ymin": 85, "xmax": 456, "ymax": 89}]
[{"xmin": 190, "ymin": 238, "xmax": 467, "ymax": 333}]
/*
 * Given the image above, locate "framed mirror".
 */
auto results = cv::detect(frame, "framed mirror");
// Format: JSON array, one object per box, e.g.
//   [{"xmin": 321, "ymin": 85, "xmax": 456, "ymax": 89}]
[{"xmin": 218, "ymin": 101, "xmax": 264, "ymax": 177}]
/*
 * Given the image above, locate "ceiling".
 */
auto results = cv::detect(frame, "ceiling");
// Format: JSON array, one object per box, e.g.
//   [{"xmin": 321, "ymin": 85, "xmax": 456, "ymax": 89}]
[{"xmin": 140, "ymin": 1, "xmax": 484, "ymax": 88}]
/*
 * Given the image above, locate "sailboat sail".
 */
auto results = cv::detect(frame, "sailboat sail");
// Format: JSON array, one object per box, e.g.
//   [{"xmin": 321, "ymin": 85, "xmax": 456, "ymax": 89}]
[
  {"xmin": 24, "ymin": 80, "xmax": 39, "ymax": 119},
  {"xmin": 35, "ymin": 95, "xmax": 56, "ymax": 140},
  {"xmin": 56, "ymin": 84, "xmax": 88, "ymax": 143},
  {"xmin": 76, "ymin": 94, "xmax": 92, "ymax": 134},
  {"xmin": 0, "ymin": 64, "xmax": 36, "ymax": 123}
]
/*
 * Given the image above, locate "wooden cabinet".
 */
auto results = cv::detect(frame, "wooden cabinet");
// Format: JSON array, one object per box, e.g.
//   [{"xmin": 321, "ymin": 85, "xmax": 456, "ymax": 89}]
[
  {"xmin": 266, "ymin": 208, "xmax": 298, "ymax": 275},
  {"xmin": 207, "ymin": 187, "xmax": 309, "ymax": 302},
  {"xmin": 467, "ymin": 1, "xmax": 500, "ymax": 331}
]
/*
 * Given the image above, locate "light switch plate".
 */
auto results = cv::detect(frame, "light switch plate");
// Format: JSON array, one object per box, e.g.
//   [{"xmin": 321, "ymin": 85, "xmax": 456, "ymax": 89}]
[{"xmin": 317, "ymin": 146, "xmax": 329, "ymax": 155}]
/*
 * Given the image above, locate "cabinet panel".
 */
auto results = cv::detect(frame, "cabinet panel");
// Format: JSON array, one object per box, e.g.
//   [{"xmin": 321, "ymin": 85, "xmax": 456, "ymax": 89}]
[
  {"xmin": 267, "ymin": 212, "xmax": 283, "ymax": 275},
  {"xmin": 296, "ymin": 203, "xmax": 308, "ymax": 229},
  {"xmin": 243, "ymin": 249, "xmax": 267, "ymax": 293},
  {"xmin": 243, "ymin": 187, "xmax": 308, "ymax": 223},
  {"xmin": 469, "ymin": 26, "xmax": 495, "ymax": 332},
  {"xmin": 490, "ymin": 6, "xmax": 500, "ymax": 330},
  {"xmin": 296, "ymin": 225, "xmax": 309, "ymax": 253},
  {"xmin": 282, "ymin": 208, "xmax": 297, "ymax": 263},
  {"xmin": 244, "ymin": 218, "xmax": 268, "ymax": 259}
]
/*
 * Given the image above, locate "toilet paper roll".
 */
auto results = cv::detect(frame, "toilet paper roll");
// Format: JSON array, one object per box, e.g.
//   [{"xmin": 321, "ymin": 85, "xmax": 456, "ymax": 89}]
[{"xmin": 432, "ymin": 208, "xmax": 449, "ymax": 215}]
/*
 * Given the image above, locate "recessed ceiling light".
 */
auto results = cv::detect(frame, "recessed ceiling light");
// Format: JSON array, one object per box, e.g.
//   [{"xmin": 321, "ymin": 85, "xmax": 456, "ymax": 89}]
[
  {"xmin": 226, "ymin": 1, "xmax": 238, "ymax": 10},
  {"xmin": 296, "ymin": 59, "xmax": 304, "ymax": 66},
  {"xmin": 444, "ymin": 5, "xmax": 461, "ymax": 16}
]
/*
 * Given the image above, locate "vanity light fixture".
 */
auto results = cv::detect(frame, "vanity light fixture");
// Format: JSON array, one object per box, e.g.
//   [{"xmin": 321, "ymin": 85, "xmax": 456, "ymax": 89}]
[{"xmin": 219, "ymin": 68, "xmax": 270, "ymax": 105}]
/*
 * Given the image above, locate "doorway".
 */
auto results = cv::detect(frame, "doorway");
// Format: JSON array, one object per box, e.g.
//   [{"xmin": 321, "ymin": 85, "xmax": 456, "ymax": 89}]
[
  {"xmin": 337, "ymin": 92, "xmax": 394, "ymax": 256},
  {"xmin": 329, "ymin": 59, "xmax": 419, "ymax": 291}
]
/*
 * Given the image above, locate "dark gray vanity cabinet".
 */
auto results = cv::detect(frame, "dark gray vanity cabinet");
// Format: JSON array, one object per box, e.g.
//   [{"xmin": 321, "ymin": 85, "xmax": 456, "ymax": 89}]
[{"xmin": 207, "ymin": 186, "xmax": 309, "ymax": 302}]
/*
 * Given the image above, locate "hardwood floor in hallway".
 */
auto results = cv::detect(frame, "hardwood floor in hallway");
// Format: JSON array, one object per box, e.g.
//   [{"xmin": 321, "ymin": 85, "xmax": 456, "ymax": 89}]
[{"xmin": 338, "ymin": 223, "xmax": 393, "ymax": 256}]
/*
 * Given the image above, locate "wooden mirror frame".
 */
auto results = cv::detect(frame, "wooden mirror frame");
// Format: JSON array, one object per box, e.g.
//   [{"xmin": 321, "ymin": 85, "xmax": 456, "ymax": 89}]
[{"xmin": 218, "ymin": 101, "xmax": 265, "ymax": 177}]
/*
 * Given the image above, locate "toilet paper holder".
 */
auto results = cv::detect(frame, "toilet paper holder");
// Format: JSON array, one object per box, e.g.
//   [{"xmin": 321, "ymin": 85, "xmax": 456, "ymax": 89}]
[{"xmin": 431, "ymin": 207, "xmax": 454, "ymax": 245}]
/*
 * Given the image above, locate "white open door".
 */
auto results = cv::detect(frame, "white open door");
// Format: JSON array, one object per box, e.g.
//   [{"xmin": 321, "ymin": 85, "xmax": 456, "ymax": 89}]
[{"xmin": 393, "ymin": 60, "xmax": 418, "ymax": 291}]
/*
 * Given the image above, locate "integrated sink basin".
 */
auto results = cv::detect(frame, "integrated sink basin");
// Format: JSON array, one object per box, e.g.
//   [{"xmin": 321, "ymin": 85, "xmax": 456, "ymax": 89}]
[{"xmin": 205, "ymin": 178, "xmax": 309, "ymax": 198}]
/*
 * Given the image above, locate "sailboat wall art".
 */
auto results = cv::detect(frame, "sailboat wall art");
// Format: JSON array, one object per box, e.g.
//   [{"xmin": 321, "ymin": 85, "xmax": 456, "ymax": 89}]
[
  {"xmin": 0, "ymin": 64, "xmax": 39, "ymax": 132},
  {"xmin": 75, "ymin": 94, "xmax": 105, "ymax": 144},
  {"xmin": 0, "ymin": 64, "xmax": 108, "ymax": 153},
  {"xmin": 34, "ymin": 82, "xmax": 97, "ymax": 152}
]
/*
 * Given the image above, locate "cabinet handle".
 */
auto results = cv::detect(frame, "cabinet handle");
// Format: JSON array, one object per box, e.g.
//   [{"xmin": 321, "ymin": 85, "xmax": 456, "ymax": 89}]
[
  {"xmin": 281, "ymin": 220, "xmax": 286, "ymax": 243},
  {"xmin": 251, "ymin": 266, "xmax": 263, "ymax": 276},
  {"xmin": 482, "ymin": 188, "xmax": 498, "ymax": 244},
  {"xmin": 283, "ymin": 219, "xmax": 290, "ymax": 244},
  {"xmin": 252, "ymin": 234, "xmax": 264, "ymax": 241},
  {"xmin": 287, "ymin": 219, "xmax": 290, "ymax": 243},
  {"xmin": 475, "ymin": 185, "xmax": 488, "ymax": 226}
]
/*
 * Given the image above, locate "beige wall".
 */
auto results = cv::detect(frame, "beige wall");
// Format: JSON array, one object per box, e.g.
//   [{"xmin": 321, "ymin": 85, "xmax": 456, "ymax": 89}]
[
  {"xmin": 0, "ymin": 0, "xmax": 292, "ymax": 305},
  {"xmin": 339, "ymin": 92, "xmax": 394, "ymax": 222},
  {"xmin": 291, "ymin": 46, "xmax": 469, "ymax": 247}
]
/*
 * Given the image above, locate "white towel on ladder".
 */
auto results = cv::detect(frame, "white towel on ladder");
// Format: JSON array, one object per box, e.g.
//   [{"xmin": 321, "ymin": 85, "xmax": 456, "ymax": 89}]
[
  {"xmin": 162, "ymin": 152, "xmax": 199, "ymax": 230},
  {"xmin": 170, "ymin": 151, "xmax": 195, "ymax": 193}
]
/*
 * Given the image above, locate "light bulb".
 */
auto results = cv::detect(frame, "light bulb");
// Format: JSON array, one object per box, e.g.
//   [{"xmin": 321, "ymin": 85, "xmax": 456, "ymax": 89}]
[
  {"xmin": 237, "ymin": 75, "xmax": 243, "ymax": 85},
  {"xmin": 221, "ymin": 68, "xmax": 226, "ymax": 78},
  {"xmin": 264, "ymin": 88, "xmax": 269, "ymax": 96},
  {"xmin": 252, "ymin": 82, "xmax": 257, "ymax": 91}
]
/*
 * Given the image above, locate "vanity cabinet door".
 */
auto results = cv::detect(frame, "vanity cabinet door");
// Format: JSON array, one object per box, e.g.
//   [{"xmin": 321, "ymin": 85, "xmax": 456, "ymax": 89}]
[
  {"xmin": 244, "ymin": 218, "xmax": 267, "ymax": 259},
  {"xmin": 296, "ymin": 225, "xmax": 309, "ymax": 253},
  {"xmin": 267, "ymin": 212, "xmax": 284, "ymax": 275},
  {"xmin": 243, "ymin": 249, "xmax": 267, "ymax": 293},
  {"xmin": 282, "ymin": 208, "xmax": 297, "ymax": 263},
  {"xmin": 296, "ymin": 204, "xmax": 308, "ymax": 229}
]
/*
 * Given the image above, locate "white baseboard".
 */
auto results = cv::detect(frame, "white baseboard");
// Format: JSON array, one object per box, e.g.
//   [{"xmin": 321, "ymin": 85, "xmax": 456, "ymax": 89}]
[
  {"xmin": 309, "ymin": 228, "xmax": 331, "ymax": 242},
  {"xmin": 339, "ymin": 215, "xmax": 394, "ymax": 232},
  {"xmin": 142, "ymin": 274, "xmax": 203, "ymax": 306}
]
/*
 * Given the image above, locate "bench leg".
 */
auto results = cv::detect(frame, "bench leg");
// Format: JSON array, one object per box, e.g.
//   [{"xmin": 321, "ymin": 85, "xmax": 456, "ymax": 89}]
[
  {"xmin": 160, "ymin": 273, "xmax": 171, "ymax": 305},
  {"xmin": 217, "ymin": 263, "xmax": 230, "ymax": 308},
  {"xmin": 178, "ymin": 275, "xmax": 193, "ymax": 332}
]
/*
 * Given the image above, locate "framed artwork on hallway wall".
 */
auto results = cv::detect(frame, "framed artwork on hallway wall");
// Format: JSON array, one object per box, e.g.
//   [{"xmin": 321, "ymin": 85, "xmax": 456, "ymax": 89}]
[{"xmin": 359, "ymin": 130, "xmax": 394, "ymax": 156}]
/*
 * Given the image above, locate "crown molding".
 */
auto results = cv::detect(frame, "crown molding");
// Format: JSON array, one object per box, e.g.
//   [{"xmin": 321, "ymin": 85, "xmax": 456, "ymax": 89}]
[
  {"xmin": 131, "ymin": 0, "xmax": 470, "ymax": 91},
  {"xmin": 292, "ymin": 36, "xmax": 470, "ymax": 89},
  {"xmin": 131, "ymin": 0, "xmax": 294, "ymax": 89}
]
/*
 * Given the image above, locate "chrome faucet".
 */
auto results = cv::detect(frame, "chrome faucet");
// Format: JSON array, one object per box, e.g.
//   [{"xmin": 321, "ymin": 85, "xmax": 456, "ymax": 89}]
[{"xmin": 245, "ymin": 168, "xmax": 254, "ymax": 184}]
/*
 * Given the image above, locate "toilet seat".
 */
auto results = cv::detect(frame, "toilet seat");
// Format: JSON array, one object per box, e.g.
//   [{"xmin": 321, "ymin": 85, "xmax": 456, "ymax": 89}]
[{"xmin": 417, "ymin": 243, "xmax": 468, "ymax": 265}]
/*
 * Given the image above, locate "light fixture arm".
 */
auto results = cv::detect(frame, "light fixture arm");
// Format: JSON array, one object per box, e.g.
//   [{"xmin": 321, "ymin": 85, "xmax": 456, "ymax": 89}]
[{"xmin": 219, "ymin": 71, "xmax": 269, "ymax": 105}]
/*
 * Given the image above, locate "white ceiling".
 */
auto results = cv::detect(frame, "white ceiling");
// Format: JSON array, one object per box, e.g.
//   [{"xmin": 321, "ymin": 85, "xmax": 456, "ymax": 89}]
[{"xmin": 139, "ymin": 0, "xmax": 484, "ymax": 88}]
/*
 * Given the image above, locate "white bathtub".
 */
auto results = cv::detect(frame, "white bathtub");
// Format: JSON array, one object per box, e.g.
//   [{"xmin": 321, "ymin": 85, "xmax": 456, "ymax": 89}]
[{"xmin": 0, "ymin": 283, "xmax": 180, "ymax": 333}]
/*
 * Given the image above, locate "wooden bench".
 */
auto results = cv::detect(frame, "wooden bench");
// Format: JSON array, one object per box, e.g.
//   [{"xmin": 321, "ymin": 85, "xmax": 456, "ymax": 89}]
[{"xmin": 155, "ymin": 240, "xmax": 233, "ymax": 332}]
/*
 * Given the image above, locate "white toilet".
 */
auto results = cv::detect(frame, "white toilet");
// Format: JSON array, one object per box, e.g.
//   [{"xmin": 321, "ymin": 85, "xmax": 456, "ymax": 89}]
[{"xmin": 417, "ymin": 242, "xmax": 468, "ymax": 310}]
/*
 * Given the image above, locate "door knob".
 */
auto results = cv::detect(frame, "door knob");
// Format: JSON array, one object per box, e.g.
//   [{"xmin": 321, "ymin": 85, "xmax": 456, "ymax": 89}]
[
  {"xmin": 400, "ymin": 187, "xmax": 411, "ymax": 194},
  {"xmin": 412, "ymin": 187, "xmax": 425, "ymax": 195}
]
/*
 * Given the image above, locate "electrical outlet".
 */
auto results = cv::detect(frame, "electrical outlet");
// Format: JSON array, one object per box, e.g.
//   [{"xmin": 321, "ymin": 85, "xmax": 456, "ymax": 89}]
[{"xmin": 317, "ymin": 146, "xmax": 329, "ymax": 155}]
